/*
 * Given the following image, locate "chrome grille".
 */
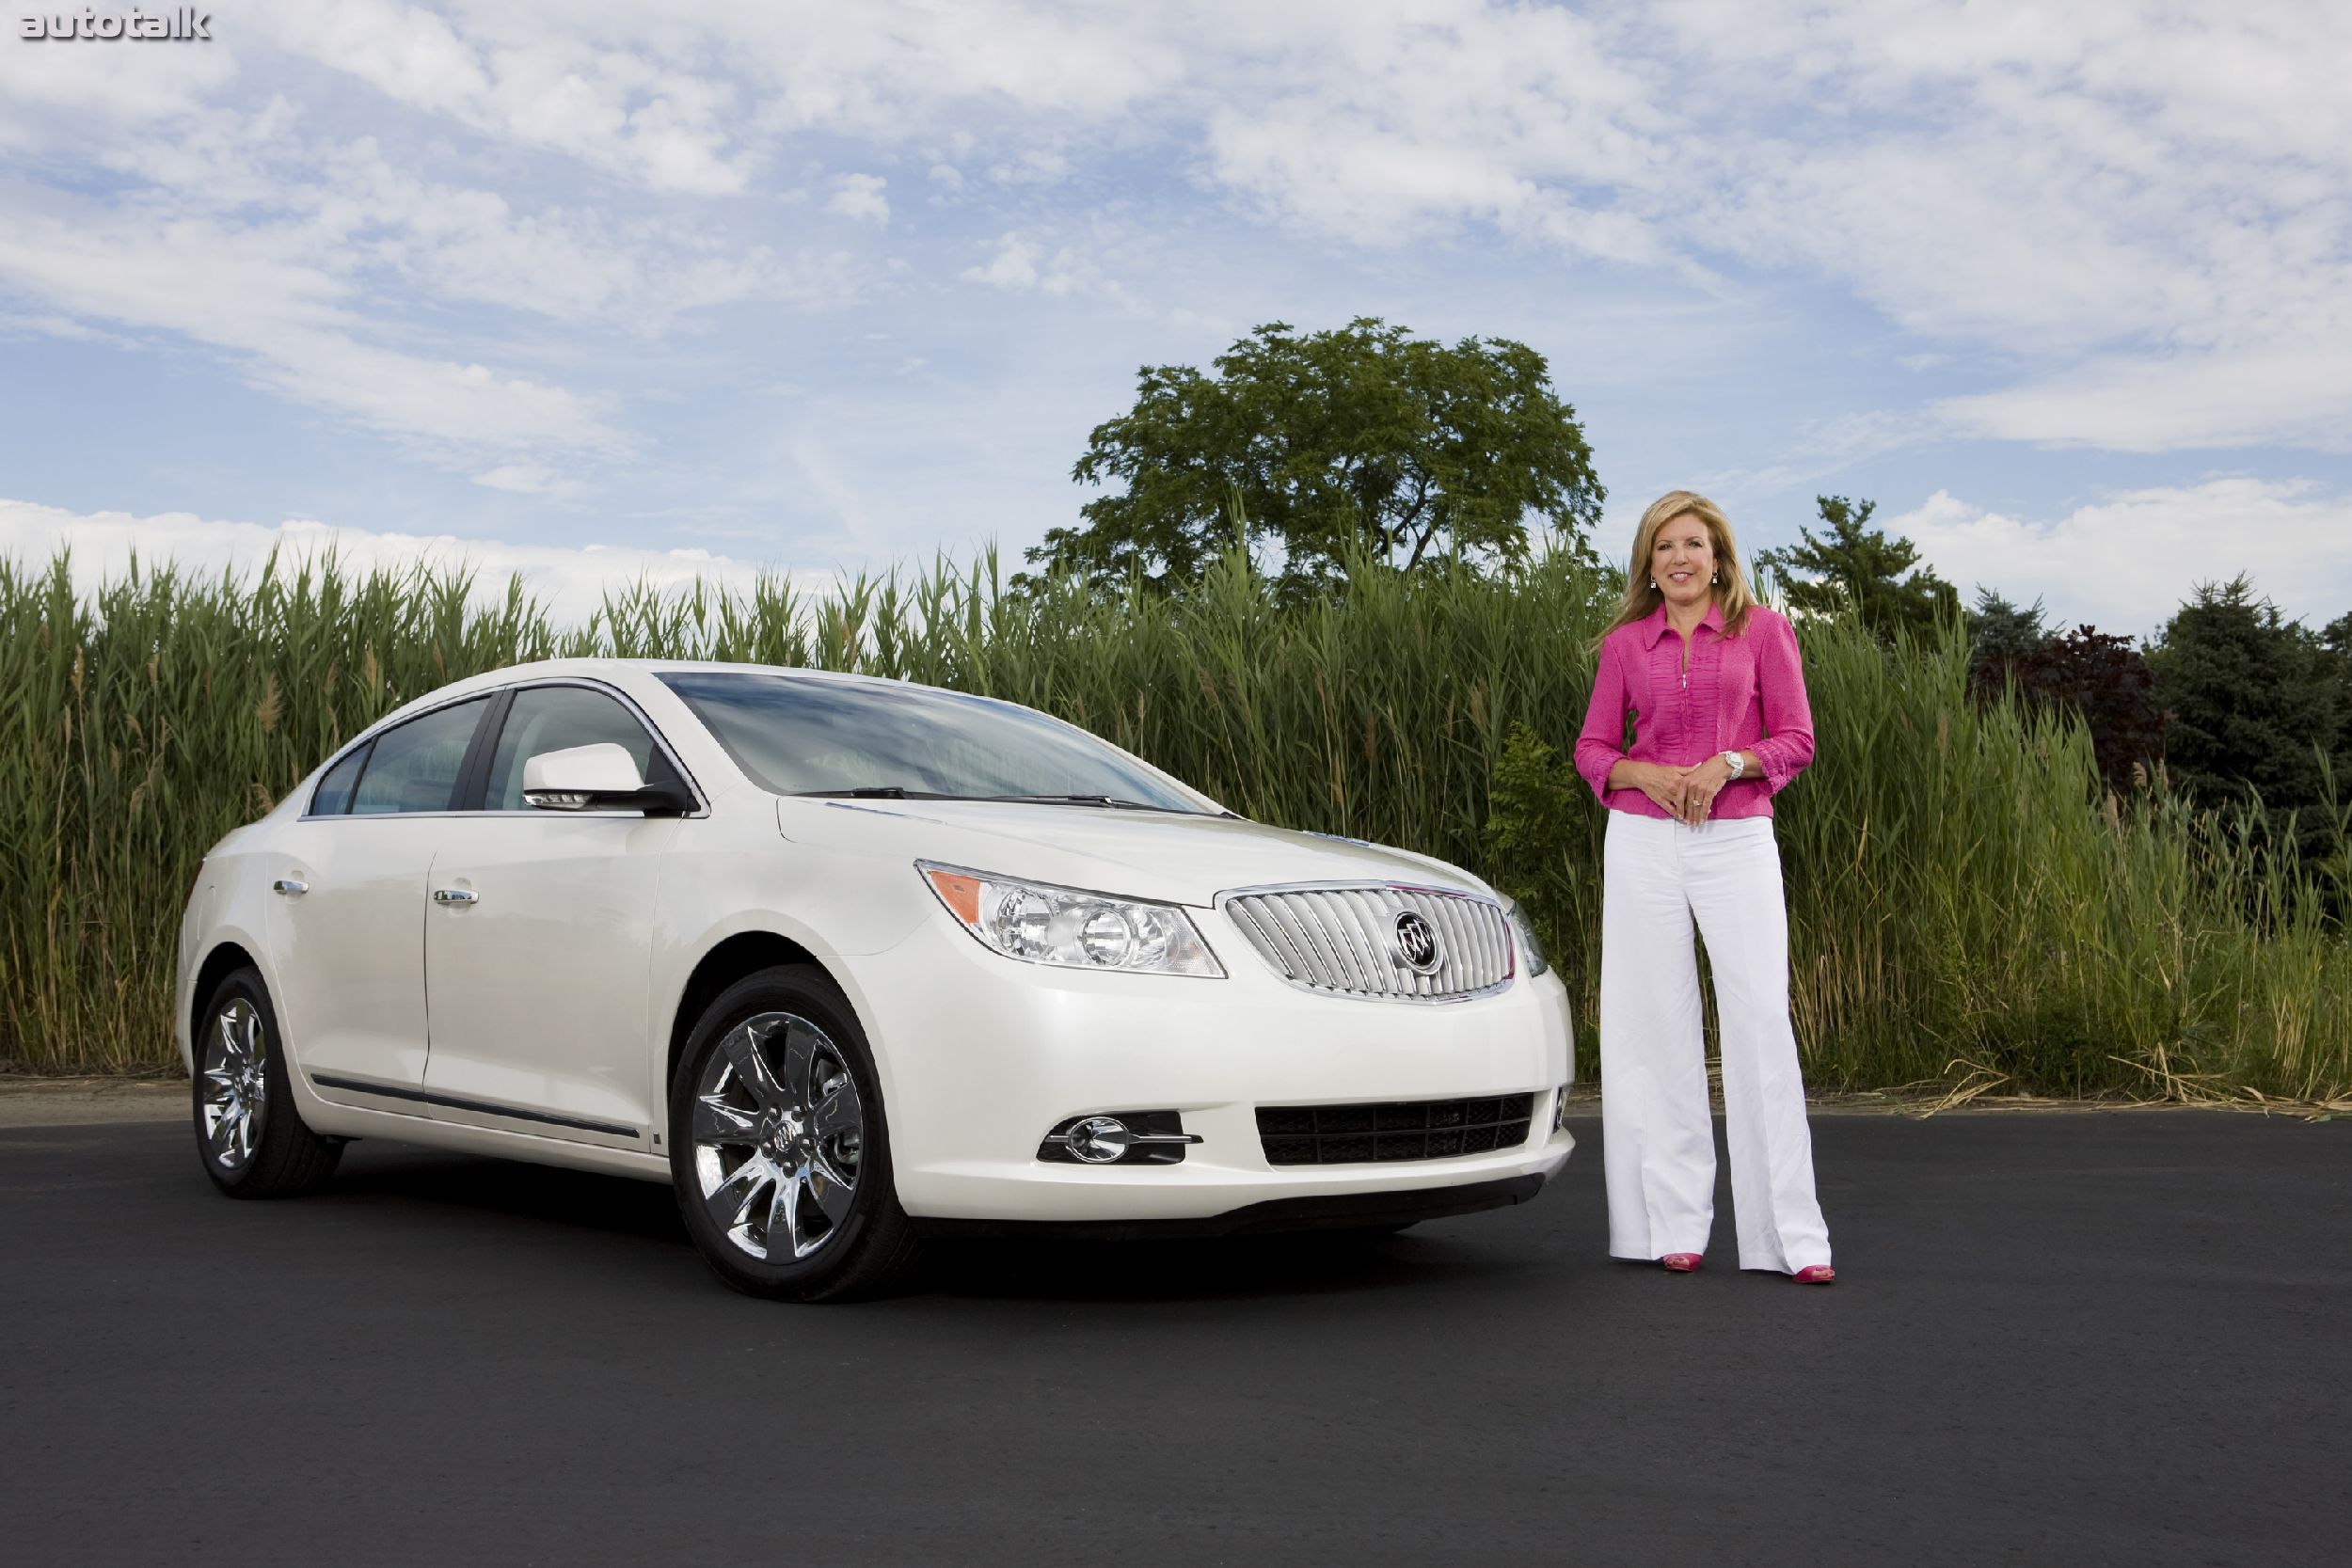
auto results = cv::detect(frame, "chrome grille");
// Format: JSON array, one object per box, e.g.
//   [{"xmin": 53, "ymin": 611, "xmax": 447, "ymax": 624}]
[{"xmin": 1218, "ymin": 884, "xmax": 1515, "ymax": 1002}]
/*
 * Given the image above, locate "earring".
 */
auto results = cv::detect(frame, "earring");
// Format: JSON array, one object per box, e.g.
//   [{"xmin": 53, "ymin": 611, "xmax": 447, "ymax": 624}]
[
  {"xmin": 1649, "ymin": 579, "xmax": 1659, "ymax": 592},
  {"xmin": 1711, "ymin": 570, "xmax": 1720, "ymax": 584}
]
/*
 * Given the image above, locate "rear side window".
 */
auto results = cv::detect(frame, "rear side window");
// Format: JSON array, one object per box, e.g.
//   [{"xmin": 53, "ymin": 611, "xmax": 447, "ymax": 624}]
[
  {"xmin": 483, "ymin": 685, "xmax": 666, "ymax": 811},
  {"xmin": 309, "ymin": 744, "xmax": 371, "ymax": 816},
  {"xmin": 348, "ymin": 698, "xmax": 491, "ymax": 816}
]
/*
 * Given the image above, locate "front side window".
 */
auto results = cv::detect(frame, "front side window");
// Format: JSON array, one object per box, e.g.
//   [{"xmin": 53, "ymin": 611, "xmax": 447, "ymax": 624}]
[
  {"xmin": 658, "ymin": 672, "xmax": 1216, "ymax": 814},
  {"xmin": 484, "ymin": 685, "xmax": 665, "ymax": 811},
  {"xmin": 348, "ymin": 697, "xmax": 490, "ymax": 816}
]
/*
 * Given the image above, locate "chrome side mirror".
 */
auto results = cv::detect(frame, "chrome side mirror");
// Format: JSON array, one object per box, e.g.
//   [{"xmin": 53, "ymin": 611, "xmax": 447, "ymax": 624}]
[{"xmin": 522, "ymin": 744, "xmax": 648, "ymax": 812}]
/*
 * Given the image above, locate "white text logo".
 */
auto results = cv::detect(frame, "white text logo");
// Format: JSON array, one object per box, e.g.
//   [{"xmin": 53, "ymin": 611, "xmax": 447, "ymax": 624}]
[{"xmin": 20, "ymin": 8, "xmax": 212, "ymax": 40}]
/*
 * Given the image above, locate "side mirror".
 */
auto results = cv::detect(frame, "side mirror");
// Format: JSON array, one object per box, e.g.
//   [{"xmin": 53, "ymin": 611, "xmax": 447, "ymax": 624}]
[{"xmin": 521, "ymin": 744, "xmax": 690, "ymax": 815}]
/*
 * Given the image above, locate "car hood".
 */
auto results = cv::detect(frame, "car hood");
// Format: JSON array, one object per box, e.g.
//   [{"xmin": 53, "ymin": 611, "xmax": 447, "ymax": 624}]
[{"xmin": 774, "ymin": 796, "xmax": 1494, "ymax": 907}]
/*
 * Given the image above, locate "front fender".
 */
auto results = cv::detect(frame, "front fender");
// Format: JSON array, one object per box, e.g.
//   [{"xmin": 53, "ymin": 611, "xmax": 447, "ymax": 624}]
[{"xmin": 648, "ymin": 838, "xmax": 934, "ymax": 1142}]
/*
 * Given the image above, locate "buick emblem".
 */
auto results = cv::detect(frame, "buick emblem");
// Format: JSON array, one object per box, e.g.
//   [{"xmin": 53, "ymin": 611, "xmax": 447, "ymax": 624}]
[{"xmin": 1391, "ymin": 910, "xmax": 1441, "ymax": 974}]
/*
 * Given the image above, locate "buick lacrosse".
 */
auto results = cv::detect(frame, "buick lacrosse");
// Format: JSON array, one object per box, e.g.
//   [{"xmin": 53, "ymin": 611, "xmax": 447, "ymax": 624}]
[{"xmin": 178, "ymin": 660, "xmax": 1575, "ymax": 1299}]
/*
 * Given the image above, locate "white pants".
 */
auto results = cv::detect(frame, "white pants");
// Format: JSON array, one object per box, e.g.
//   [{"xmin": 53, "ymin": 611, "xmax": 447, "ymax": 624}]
[{"xmin": 1600, "ymin": 811, "xmax": 1831, "ymax": 1273}]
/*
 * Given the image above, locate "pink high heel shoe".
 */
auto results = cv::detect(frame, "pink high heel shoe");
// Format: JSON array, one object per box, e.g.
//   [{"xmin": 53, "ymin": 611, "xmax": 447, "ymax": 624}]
[
  {"xmin": 1793, "ymin": 1264, "xmax": 1836, "ymax": 1285},
  {"xmin": 1661, "ymin": 1252, "xmax": 1702, "ymax": 1273}
]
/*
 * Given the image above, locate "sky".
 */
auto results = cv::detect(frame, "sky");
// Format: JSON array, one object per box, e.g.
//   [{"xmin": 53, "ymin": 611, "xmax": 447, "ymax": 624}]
[{"xmin": 3, "ymin": 0, "xmax": 2349, "ymax": 636}]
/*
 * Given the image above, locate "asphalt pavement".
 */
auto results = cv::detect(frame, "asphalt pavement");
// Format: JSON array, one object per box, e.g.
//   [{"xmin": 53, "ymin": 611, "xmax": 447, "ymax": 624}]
[{"xmin": 3, "ymin": 1107, "xmax": 2344, "ymax": 1566}]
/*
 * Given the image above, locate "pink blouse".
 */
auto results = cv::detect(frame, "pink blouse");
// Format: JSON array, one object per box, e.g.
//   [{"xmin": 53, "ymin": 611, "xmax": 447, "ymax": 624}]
[{"xmin": 1573, "ymin": 601, "xmax": 1816, "ymax": 820}]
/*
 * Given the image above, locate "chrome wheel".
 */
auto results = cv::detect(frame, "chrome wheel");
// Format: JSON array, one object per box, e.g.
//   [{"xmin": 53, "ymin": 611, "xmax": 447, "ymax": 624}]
[
  {"xmin": 199, "ymin": 997, "xmax": 269, "ymax": 1172},
  {"xmin": 691, "ymin": 1011, "xmax": 866, "ymax": 1263}
]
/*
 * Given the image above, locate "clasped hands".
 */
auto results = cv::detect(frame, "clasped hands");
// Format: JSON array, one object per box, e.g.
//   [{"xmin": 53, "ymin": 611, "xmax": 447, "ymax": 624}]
[{"xmin": 1632, "ymin": 755, "xmax": 1736, "ymax": 827}]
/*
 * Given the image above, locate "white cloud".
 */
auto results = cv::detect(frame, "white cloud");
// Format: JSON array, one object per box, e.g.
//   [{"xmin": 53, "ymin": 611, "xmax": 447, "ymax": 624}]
[
  {"xmin": 960, "ymin": 230, "xmax": 1137, "ymax": 309},
  {"xmin": 0, "ymin": 198, "xmax": 622, "ymax": 452},
  {"xmin": 1640, "ymin": 1, "xmax": 2352, "ymax": 451},
  {"xmin": 1890, "ymin": 479, "xmax": 2352, "ymax": 636},
  {"xmin": 248, "ymin": 0, "xmax": 754, "ymax": 195},
  {"xmin": 0, "ymin": 497, "xmax": 831, "ymax": 628},
  {"xmin": 0, "ymin": 13, "xmax": 235, "ymax": 143},
  {"xmin": 472, "ymin": 465, "xmax": 587, "ymax": 500},
  {"xmin": 825, "ymin": 172, "xmax": 890, "ymax": 224},
  {"xmin": 986, "ymin": 149, "xmax": 1072, "ymax": 185},
  {"xmin": 1198, "ymin": 1, "xmax": 1669, "ymax": 263},
  {"xmin": 6, "ymin": 0, "xmax": 2351, "ymax": 518},
  {"xmin": 1937, "ymin": 345, "xmax": 2352, "ymax": 454},
  {"xmin": 962, "ymin": 231, "xmax": 1043, "ymax": 291},
  {"xmin": 1692, "ymin": 411, "xmax": 1944, "ymax": 499}
]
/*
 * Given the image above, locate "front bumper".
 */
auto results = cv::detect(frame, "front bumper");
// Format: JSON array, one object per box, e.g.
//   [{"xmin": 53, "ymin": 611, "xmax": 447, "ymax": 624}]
[{"xmin": 839, "ymin": 907, "xmax": 1577, "ymax": 1224}]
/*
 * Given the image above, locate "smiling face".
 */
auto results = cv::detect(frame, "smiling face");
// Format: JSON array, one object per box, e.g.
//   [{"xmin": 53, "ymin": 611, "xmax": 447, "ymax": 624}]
[{"xmin": 1649, "ymin": 511, "xmax": 1716, "ymax": 613}]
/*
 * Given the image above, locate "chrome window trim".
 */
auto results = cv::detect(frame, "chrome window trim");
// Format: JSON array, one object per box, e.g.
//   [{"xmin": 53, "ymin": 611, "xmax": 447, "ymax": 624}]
[
  {"xmin": 297, "ymin": 676, "xmax": 709, "ymax": 822},
  {"xmin": 302, "ymin": 689, "xmax": 495, "ymax": 822},
  {"xmin": 1213, "ymin": 879, "xmax": 1518, "ymax": 1006}
]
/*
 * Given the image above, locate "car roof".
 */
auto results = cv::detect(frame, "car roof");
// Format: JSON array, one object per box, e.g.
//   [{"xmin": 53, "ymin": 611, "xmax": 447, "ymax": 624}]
[{"xmin": 482, "ymin": 657, "xmax": 891, "ymax": 683}]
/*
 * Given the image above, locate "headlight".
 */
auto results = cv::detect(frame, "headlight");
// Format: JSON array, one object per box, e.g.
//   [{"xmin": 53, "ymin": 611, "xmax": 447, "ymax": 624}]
[
  {"xmin": 1504, "ymin": 898, "xmax": 1550, "ymax": 978},
  {"xmin": 918, "ymin": 862, "xmax": 1225, "ymax": 977}
]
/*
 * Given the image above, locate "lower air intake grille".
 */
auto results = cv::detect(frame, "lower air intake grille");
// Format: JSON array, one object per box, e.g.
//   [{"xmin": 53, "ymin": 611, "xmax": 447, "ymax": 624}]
[{"xmin": 1257, "ymin": 1094, "xmax": 1537, "ymax": 1166}]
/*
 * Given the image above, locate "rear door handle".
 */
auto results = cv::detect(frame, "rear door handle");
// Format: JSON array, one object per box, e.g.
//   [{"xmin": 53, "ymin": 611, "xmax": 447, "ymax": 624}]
[
  {"xmin": 432, "ymin": 888, "xmax": 479, "ymax": 906},
  {"xmin": 273, "ymin": 879, "xmax": 309, "ymax": 896}
]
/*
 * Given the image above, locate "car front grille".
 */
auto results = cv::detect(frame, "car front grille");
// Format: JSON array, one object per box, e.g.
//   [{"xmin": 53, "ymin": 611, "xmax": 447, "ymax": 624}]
[
  {"xmin": 1257, "ymin": 1094, "xmax": 1538, "ymax": 1166},
  {"xmin": 1219, "ymin": 884, "xmax": 1514, "ymax": 1002}
]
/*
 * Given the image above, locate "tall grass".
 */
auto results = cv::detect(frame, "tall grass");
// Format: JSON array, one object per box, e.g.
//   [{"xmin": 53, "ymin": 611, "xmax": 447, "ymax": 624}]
[{"xmin": 5, "ymin": 544, "xmax": 2344, "ymax": 1098}]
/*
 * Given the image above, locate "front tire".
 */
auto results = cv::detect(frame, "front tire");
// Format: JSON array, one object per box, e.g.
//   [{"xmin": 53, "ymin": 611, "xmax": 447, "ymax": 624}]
[
  {"xmin": 192, "ymin": 967, "xmax": 342, "ymax": 1197},
  {"xmin": 669, "ymin": 965, "xmax": 921, "ymax": 1302}
]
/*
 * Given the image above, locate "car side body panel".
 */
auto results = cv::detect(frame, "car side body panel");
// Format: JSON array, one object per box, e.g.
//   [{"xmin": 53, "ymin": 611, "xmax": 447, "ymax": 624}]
[
  {"xmin": 421, "ymin": 813, "xmax": 680, "ymax": 1139},
  {"xmin": 261, "ymin": 814, "xmax": 442, "ymax": 1088}
]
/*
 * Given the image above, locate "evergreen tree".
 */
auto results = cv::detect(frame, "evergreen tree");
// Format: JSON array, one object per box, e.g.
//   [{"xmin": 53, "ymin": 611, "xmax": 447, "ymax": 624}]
[
  {"xmin": 2321, "ymin": 611, "xmax": 2352, "ymax": 705},
  {"xmin": 2149, "ymin": 577, "xmax": 2344, "ymax": 859},
  {"xmin": 1754, "ymin": 496, "xmax": 1959, "ymax": 642},
  {"xmin": 1965, "ymin": 588, "xmax": 2052, "ymax": 691}
]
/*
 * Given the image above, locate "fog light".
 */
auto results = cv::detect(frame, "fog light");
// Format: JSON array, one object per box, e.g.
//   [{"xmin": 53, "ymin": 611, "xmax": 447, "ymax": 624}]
[
  {"xmin": 1038, "ymin": 1111, "xmax": 1203, "ymax": 1164},
  {"xmin": 1552, "ymin": 1085, "xmax": 1572, "ymax": 1132},
  {"xmin": 1064, "ymin": 1116, "xmax": 1134, "ymax": 1164}
]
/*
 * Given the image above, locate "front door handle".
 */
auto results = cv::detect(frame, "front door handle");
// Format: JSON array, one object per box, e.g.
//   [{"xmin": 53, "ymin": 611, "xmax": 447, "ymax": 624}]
[
  {"xmin": 273, "ymin": 878, "xmax": 309, "ymax": 896},
  {"xmin": 432, "ymin": 888, "xmax": 479, "ymax": 906}
]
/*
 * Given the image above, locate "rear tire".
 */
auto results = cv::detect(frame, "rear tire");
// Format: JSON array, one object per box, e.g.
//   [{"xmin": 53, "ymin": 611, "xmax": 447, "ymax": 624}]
[
  {"xmin": 669, "ymin": 964, "xmax": 922, "ymax": 1302},
  {"xmin": 192, "ymin": 967, "xmax": 342, "ymax": 1198}
]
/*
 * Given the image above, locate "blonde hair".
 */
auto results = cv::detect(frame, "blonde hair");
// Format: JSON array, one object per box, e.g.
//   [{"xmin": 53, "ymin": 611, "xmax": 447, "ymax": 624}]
[{"xmin": 1599, "ymin": 489, "xmax": 1758, "ymax": 644}]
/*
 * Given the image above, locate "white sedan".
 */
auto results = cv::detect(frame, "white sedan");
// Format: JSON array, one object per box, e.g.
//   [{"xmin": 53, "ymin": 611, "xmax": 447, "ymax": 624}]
[{"xmin": 177, "ymin": 659, "xmax": 1575, "ymax": 1299}]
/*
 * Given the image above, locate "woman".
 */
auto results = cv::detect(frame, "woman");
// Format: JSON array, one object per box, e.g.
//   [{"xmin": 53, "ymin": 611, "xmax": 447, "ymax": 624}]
[{"xmin": 1573, "ymin": 491, "xmax": 1835, "ymax": 1284}]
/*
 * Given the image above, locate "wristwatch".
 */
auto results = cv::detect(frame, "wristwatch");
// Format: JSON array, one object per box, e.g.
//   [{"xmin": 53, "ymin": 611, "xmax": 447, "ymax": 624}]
[{"xmin": 1722, "ymin": 750, "xmax": 1745, "ymax": 780}]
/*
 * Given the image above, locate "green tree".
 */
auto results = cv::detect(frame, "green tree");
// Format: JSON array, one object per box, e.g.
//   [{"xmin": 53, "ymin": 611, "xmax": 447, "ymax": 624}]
[
  {"xmin": 1025, "ymin": 318, "xmax": 1603, "ymax": 593},
  {"xmin": 2150, "ymin": 577, "xmax": 2344, "ymax": 860},
  {"xmin": 2321, "ymin": 610, "xmax": 2352, "ymax": 699},
  {"xmin": 1964, "ymin": 588, "xmax": 2051, "ymax": 689},
  {"xmin": 1755, "ymin": 496, "xmax": 1960, "ymax": 642}
]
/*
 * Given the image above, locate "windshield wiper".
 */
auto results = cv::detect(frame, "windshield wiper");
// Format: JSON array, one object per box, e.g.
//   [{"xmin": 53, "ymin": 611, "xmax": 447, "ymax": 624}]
[
  {"xmin": 795, "ymin": 785, "xmax": 931, "ymax": 800},
  {"xmin": 974, "ymin": 793, "xmax": 1195, "ymax": 814},
  {"xmin": 796, "ymin": 786, "xmax": 1201, "ymax": 813}
]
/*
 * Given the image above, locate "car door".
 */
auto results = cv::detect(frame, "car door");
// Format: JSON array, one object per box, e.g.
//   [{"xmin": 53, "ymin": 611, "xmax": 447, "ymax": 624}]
[
  {"xmin": 419, "ymin": 681, "xmax": 691, "ymax": 1144},
  {"xmin": 264, "ymin": 695, "xmax": 495, "ymax": 1092}
]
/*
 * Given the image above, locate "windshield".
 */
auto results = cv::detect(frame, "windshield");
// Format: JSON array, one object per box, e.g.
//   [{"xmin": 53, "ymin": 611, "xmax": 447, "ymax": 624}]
[{"xmin": 657, "ymin": 672, "xmax": 1220, "ymax": 814}]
